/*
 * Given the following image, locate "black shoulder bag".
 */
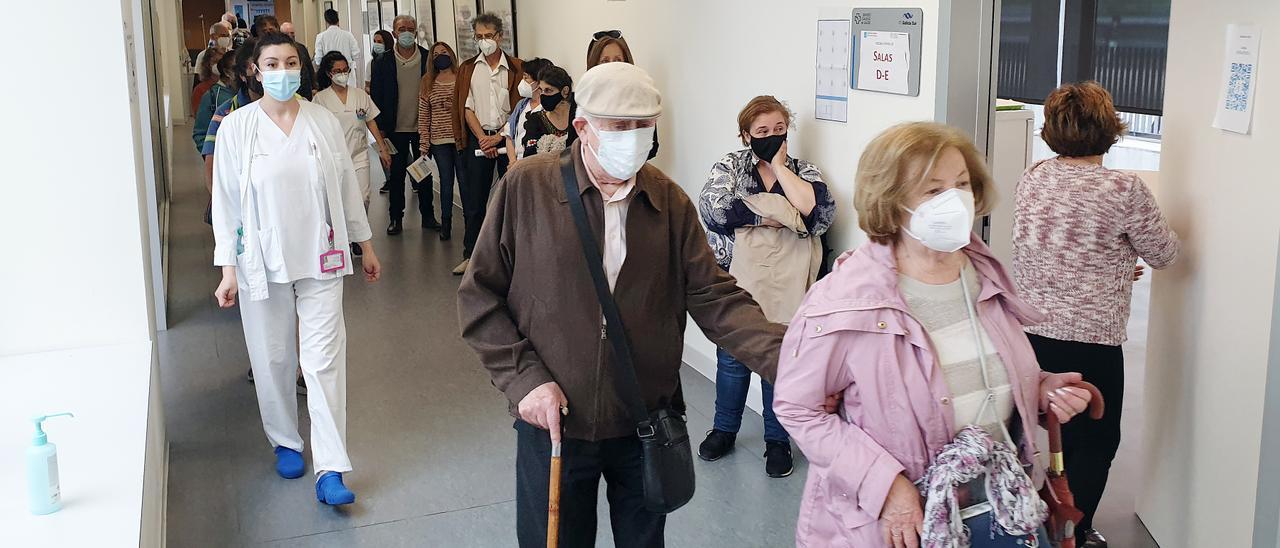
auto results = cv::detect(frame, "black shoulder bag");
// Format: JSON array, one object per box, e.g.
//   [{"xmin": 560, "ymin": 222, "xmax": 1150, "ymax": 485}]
[{"xmin": 558, "ymin": 150, "xmax": 695, "ymax": 514}]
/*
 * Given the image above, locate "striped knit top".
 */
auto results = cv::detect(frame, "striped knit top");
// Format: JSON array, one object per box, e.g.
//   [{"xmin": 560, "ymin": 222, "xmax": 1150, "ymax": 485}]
[
  {"xmin": 417, "ymin": 78, "xmax": 457, "ymax": 147},
  {"xmin": 901, "ymin": 262, "xmax": 1014, "ymax": 438},
  {"xmin": 1012, "ymin": 157, "xmax": 1179, "ymax": 346}
]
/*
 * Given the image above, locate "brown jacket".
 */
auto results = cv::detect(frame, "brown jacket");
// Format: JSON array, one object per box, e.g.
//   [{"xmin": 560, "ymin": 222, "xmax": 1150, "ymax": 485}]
[
  {"xmin": 458, "ymin": 145, "xmax": 785, "ymax": 441},
  {"xmin": 453, "ymin": 52, "xmax": 523, "ymax": 151}
]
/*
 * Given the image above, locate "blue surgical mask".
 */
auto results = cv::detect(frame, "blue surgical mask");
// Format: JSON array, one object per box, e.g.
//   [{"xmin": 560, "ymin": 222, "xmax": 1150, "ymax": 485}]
[
  {"xmin": 372, "ymin": 42, "xmax": 386, "ymax": 55},
  {"xmin": 397, "ymin": 31, "xmax": 415, "ymax": 48},
  {"xmin": 260, "ymin": 69, "xmax": 301, "ymax": 101}
]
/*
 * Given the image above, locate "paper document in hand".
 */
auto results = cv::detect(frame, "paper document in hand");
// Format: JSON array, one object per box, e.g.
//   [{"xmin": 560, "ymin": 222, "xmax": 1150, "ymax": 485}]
[{"xmin": 407, "ymin": 155, "xmax": 438, "ymax": 183}]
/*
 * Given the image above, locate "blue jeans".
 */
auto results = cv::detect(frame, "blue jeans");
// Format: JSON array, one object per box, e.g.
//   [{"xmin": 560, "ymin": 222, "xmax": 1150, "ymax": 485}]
[
  {"xmin": 430, "ymin": 144, "xmax": 463, "ymax": 223},
  {"xmin": 712, "ymin": 348, "xmax": 788, "ymax": 443},
  {"xmin": 964, "ymin": 511, "xmax": 1049, "ymax": 547}
]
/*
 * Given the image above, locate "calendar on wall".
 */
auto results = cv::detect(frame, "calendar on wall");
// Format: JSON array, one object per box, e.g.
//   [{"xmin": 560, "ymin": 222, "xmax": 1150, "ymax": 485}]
[{"xmin": 815, "ymin": 19, "xmax": 851, "ymax": 122}]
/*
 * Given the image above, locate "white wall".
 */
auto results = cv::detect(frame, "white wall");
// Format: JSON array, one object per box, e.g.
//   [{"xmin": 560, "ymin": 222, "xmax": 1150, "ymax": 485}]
[
  {"xmin": 1138, "ymin": 3, "xmax": 1279, "ymax": 547},
  {"xmin": 0, "ymin": 3, "xmax": 157, "ymax": 356},
  {"xmin": 518, "ymin": 0, "xmax": 948, "ymax": 405}
]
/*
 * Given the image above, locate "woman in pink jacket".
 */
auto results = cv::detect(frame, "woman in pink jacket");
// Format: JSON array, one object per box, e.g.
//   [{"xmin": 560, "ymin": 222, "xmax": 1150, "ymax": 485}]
[{"xmin": 774, "ymin": 122, "xmax": 1093, "ymax": 548}]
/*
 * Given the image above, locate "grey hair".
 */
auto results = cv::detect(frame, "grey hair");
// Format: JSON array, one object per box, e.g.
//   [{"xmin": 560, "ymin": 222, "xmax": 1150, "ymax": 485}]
[
  {"xmin": 472, "ymin": 12, "xmax": 503, "ymax": 34},
  {"xmin": 392, "ymin": 15, "xmax": 416, "ymax": 29},
  {"xmin": 209, "ymin": 22, "xmax": 229, "ymax": 34}
]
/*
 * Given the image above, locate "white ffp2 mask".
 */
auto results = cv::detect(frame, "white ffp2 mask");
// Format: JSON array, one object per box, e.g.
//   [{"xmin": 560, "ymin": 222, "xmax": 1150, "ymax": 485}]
[
  {"xmin": 478, "ymin": 38, "xmax": 498, "ymax": 56},
  {"xmin": 903, "ymin": 188, "xmax": 975, "ymax": 253},
  {"xmin": 517, "ymin": 79, "xmax": 533, "ymax": 99},
  {"xmin": 586, "ymin": 122, "xmax": 655, "ymax": 181}
]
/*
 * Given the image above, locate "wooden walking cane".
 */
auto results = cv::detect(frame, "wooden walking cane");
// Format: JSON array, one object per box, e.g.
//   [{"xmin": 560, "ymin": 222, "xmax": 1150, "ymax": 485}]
[
  {"xmin": 547, "ymin": 406, "xmax": 567, "ymax": 548},
  {"xmin": 547, "ymin": 441, "xmax": 562, "ymax": 548}
]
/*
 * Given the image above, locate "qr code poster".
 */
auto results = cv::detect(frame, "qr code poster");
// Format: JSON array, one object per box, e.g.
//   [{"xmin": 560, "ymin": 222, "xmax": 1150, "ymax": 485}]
[
  {"xmin": 1213, "ymin": 25, "xmax": 1261, "ymax": 134},
  {"xmin": 1225, "ymin": 63, "xmax": 1254, "ymax": 112}
]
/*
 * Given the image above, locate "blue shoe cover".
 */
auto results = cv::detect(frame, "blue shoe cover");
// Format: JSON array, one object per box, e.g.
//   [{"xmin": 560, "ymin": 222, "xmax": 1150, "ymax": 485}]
[
  {"xmin": 274, "ymin": 446, "xmax": 305, "ymax": 479},
  {"xmin": 316, "ymin": 472, "xmax": 356, "ymax": 506}
]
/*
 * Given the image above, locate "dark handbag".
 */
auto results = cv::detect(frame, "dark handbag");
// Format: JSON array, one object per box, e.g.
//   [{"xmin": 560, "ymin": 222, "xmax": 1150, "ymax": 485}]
[{"xmin": 558, "ymin": 150, "xmax": 696, "ymax": 514}]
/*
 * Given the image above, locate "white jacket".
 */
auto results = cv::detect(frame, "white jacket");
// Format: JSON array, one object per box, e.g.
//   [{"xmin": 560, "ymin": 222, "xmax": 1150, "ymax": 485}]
[
  {"xmin": 314, "ymin": 26, "xmax": 362, "ymax": 82},
  {"xmin": 211, "ymin": 100, "xmax": 373, "ymax": 302}
]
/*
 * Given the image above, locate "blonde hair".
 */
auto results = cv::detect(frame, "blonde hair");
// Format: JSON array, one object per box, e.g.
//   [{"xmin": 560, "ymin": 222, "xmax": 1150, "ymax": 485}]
[{"xmin": 854, "ymin": 122, "xmax": 995, "ymax": 244}]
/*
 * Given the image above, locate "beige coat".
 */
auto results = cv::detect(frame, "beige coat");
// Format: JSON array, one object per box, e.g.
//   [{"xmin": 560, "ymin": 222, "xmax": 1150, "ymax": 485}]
[{"xmin": 728, "ymin": 193, "xmax": 823, "ymax": 323}]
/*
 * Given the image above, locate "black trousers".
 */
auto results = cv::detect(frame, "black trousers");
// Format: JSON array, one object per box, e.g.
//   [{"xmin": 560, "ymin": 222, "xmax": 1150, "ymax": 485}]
[
  {"xmin": 387, "ymin": 131, "xmax": 434, "ymax": 222},
  {"xmin": 461, "ymin": 130, "xmax": 508, "ymax": 258},
  {"xmin": 515, "ymin": 421, "xmax": 665, "ymax": 548},
  {"xmin": 1027, "ymin": 333, "xmax": 1124, "ymax": 531}
]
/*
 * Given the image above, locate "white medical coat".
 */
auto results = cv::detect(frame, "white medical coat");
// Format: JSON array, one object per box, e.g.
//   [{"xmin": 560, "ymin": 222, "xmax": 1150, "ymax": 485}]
[{"xmin": 211, "ymin": 100, "xmax": 373, "ymax": 302}]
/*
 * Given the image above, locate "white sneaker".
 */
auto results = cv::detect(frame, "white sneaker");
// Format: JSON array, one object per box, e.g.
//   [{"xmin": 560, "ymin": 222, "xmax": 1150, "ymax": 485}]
[{"xmin": 452, "ymin": 259, "xmax": 470, "ymax": 276}]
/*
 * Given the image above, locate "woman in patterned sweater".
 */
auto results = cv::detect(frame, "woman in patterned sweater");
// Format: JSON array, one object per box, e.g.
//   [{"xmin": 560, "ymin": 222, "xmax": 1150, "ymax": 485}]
[
  {"xmin": 696, "ymin": 96, "xmax": 836, "ymax": 478},
  {"xmin": 1012, "ymin": 81, "xmax": 1180, "ymax": 548}
]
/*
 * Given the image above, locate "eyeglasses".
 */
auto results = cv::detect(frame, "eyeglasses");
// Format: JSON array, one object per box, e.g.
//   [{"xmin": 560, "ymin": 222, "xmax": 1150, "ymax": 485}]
[{"xmin": 592, "ymin": 29, "xmax": 622, "ymax": 41}]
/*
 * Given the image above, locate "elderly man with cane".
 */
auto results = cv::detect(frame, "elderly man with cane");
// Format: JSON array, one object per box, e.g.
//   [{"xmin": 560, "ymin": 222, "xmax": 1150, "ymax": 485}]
[{"xmin": 458, "ymin": 62, "xmax": 786, "ymax": 547}]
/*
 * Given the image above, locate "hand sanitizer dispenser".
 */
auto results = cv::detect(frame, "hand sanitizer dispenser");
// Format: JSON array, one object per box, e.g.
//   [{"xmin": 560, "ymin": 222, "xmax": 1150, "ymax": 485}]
[{"xmin": 27, "ymin": 412, "xmax": 73, "ymax": 515}]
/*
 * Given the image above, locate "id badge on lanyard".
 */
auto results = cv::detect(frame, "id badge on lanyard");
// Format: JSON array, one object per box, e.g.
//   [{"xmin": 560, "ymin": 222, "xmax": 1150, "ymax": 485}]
[
  {"xmin": 315, "ymin": 143, "xmax": 346, "ymax": 273},
  {"xmin": 320, "ymin": 228, "xmax": 346, "ymax": 273}
]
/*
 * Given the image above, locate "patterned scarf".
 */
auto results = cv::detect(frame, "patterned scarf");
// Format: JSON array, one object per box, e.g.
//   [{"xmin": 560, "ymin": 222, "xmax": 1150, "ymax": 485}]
[{"xmin": 917, "ymin": 425, "xmax": 1047, "ymax": 548}]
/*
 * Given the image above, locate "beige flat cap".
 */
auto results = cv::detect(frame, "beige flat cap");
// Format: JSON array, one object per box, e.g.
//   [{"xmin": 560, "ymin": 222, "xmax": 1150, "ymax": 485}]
[{"xmin": 575, "ymin": 62, "xmax": 662, "ymax": 120}]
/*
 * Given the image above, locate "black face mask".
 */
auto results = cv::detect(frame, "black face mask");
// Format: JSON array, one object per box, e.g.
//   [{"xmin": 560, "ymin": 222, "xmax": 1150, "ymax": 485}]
[
  {"xmin": 750, "ymin": 133, "xmax": 787, "ymax": 162},
  {"xmin": 540, "ymin": 91, "xmax": 564, "ymax": 112},
  {"xmin": 242, "ymin": 72, "xmax": 263, "ymax": 97},
  {"xmin": 433, "ymin": 54, "xmax": 452, "ymax": 71}
]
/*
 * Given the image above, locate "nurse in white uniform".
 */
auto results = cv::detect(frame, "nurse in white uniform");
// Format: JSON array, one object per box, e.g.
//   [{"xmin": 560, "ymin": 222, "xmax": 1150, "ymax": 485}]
[
  {"xmin": 210, "ymin": 33, "xmax": 382, "ymax": 507},
  {"xmin": 313, "ymin": 50, "xmax": 391, "ymax": 217}
]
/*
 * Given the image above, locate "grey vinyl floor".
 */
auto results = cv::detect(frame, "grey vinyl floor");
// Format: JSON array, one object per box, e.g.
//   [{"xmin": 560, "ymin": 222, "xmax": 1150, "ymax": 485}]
[{"xmin": 159, "ymin": 124, "xmax": 1156, "ymax": 547}]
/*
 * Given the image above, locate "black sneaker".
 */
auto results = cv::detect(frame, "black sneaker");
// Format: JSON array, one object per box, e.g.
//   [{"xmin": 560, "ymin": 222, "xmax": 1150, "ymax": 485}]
[
  {"xmin": 1080, "ymin": 529, "xmax": 1108, "ymax": 548},
  {"xmin": 698, "ymin": 430, "xmax": 736, "ymax": 462},
  {"xmin": 247, "ymin": 367, "xmax": 254, "ymax": 383},
  {"xmin": 764, "ymin": 441, "xmax": 794, "ymax": 478}
]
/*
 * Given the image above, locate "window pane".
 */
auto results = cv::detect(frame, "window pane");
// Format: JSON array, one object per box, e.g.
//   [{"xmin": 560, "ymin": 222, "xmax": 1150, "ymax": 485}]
[
  {"xmin": 1091, "ymin": 0, "xmax": 1171, "ymax": 114},
  {"xmin": 997, "ymin": 0, "xmax": 1060, "ymax": 104}
]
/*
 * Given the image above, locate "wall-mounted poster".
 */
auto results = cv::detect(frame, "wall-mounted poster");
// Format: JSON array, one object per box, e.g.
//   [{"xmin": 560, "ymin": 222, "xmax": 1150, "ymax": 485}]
[
  {"xmin": 1212, "ymin": 24, "xmax": 1262, "ymax": 135},
  {"xmin": 395, "ymin": 0, "xmax": 435, "ymax": 45},
  {"xmin": 453, "ymin": 0, "xmax": 478, "ymax": 59},
  {"xmin": 479, "ymin": 0, "xmax": 517, "ymax": 56}
]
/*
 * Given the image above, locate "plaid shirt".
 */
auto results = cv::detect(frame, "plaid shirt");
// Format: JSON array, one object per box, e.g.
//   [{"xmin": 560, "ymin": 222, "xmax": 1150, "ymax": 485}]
[{"xmin": 201, "ymin": 89, "xmax": 253, "ymax": 157}]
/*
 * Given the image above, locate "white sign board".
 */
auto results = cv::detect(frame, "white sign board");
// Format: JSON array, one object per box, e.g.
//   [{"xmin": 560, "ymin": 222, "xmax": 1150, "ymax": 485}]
[
  {"xmin": 1212, "ymin": 24, "xmax": 1262, "ymax": 135},
  {"xmin": 815, "ymin": 19, "xmax": 851, "ymax": 122},
  {"xmin": 856, "ymin": 31, "xmax": 911, "ymax": 95}
]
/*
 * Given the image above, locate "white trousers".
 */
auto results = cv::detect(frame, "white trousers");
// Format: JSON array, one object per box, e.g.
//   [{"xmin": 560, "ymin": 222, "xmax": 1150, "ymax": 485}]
[{"xmin": 238, "ymin": 277, "xmax": 352, "ymax": 475}]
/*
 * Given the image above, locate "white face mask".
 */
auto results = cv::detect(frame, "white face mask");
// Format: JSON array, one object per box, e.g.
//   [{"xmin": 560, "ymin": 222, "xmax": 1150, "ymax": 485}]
[
  {"xmin": 332, "ymin": 72, "xmax": 350, "ymax": 87},
  {"xmin": 477, "ymin": 38, "xmax": 498, "ymax": 56},
  {"xmin": 215, "ymin": 36, "xmax": 232, "ymax": 51},
  {"xmin": 902, "ymin": 188, "xmax": 975, "ymax": 253},
  {"xmin": 585, "ymin": 121, "xmax": 655, "ymax": 181},
  {"xmin": 517, "ymin": 79, "xmax": 533, "ymax": 99}
]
